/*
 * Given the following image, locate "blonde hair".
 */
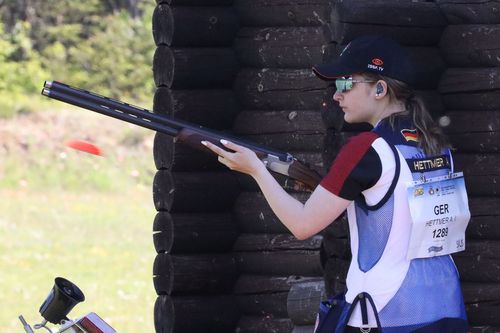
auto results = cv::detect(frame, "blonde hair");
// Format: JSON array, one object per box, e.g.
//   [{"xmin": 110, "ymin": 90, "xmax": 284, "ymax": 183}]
[{"xmin": 362, "ymin": 73, "xmax": 449, "ymax": 156}]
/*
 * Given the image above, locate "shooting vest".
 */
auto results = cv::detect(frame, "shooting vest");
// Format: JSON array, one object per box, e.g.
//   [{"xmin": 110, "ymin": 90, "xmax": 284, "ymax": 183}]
[{"xmin": 332, "ymin": 117, "xmax": 469, "ymax": 332}]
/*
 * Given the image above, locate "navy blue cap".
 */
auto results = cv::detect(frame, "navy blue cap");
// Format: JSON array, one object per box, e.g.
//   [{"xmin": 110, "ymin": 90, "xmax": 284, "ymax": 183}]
[{"xmin": 313, "ymin": 35, "xmax": 415, "ymax": 85}]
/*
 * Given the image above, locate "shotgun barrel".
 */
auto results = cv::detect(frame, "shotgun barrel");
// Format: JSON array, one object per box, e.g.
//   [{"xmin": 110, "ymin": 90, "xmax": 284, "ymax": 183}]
[{"xmin": 41, "ymin": 81, "xmax": 322, "ymax": 190}]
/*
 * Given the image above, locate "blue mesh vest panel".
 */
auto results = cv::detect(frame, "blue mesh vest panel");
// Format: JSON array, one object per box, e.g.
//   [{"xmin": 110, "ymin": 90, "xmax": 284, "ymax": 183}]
[
  {"xmin": 355, "ymin": 195, "xmax": 395, "ymax": 272},
  {"xmin": 378, "ymin": 256, "xmax": 467, "ymax": 332}
]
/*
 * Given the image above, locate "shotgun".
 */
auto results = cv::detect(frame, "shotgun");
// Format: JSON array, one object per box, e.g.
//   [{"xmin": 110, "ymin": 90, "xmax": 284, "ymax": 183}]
[{"xmin": 41, "ymin": 81, "xmax": 322, "ymax": 190}]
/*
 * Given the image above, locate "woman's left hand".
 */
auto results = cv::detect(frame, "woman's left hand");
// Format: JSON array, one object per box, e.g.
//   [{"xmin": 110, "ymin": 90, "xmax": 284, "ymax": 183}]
[{"xmin": 202, "ymin": 139, "xmax": 266, "ymax": 177}]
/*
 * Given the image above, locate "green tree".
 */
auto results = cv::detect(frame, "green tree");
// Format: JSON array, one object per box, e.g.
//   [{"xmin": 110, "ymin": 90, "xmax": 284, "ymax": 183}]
[{"xmin": 0, "ymin": 1, "xmax": 155, "ymax": 117}]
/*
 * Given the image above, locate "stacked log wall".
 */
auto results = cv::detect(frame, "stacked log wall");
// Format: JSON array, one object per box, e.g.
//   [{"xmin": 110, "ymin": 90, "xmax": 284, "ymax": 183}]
[
  {"xmin": 151, "ymin": 0, "xmax": 241, "ymax": 332},
  {"xmin": 437, "ymin": 1, "xmax": 500, "ymax": 329},
  {"xmin": 231, "ymin": 1, "xmax": 331, "ymax": 331},
  {"xmin": 150, "ymin": 0, "xmax": 500, "ymax": 332}
]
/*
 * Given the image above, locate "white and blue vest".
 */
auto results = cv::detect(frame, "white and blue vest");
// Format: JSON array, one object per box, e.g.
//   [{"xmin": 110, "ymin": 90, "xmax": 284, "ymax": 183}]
[{"xmin": 337, "ymin": 118, "xmax": 468, "ymax": 332}]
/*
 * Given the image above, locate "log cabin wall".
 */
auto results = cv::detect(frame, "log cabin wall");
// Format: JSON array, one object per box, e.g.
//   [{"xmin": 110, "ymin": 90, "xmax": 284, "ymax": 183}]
[
  {"xmin": 151, "ymin": 0, "xmax": 500, "ymax": 332},
  {"xmin": 231, "ymin": 2, "xmax": 331, "ymax": 332},
  {"xmin": 437, "ymin": 0, "xmax": 500, "ymax": 329},
  {"xmin": 151, "ymin": 0, "xmax": 242, "ymax": 332}
]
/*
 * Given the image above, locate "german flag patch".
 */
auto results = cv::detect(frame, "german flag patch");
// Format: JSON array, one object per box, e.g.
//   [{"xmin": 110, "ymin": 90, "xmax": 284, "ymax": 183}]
[{"xmin": 401, "ymin": 128, "xmax": 419, "ymax": 142}]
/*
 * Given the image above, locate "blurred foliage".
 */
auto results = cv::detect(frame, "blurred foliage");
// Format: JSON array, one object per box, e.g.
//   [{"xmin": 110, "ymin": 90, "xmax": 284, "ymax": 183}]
[{"xmin": 0, "ymin": 0, "xmax": 155, "ymax": 118}]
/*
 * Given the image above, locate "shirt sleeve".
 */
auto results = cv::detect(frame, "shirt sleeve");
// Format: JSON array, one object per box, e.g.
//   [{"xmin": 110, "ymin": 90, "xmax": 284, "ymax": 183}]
[{"xmin": 320, "ymin": 132, "xmax": 383, "ymax": 200}]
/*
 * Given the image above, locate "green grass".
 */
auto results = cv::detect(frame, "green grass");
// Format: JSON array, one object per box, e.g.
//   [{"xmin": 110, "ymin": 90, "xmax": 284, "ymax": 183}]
[
  {"xmin": 0, "ymin": 108, "xmax": 157, "ymax": 332},
  {"xmin": 0, "ymin": 189, "xmax": 156, "ymax": 332}
]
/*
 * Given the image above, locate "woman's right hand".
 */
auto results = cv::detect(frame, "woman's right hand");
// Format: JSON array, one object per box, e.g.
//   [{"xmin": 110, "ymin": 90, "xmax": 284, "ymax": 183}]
[{"xmin": 201, "ymin": 139, "xmax": 267, "ymax": 178}]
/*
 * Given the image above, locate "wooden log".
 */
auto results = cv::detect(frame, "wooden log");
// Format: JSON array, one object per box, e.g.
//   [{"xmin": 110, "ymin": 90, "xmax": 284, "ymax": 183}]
[
  {"xmin": 234, "ymin": 191, "xmax": 311, "ymax": 233},
  {"xmin": 154, "ymin": 294, "xmax": 239, "ymax": 333},
  {"xmin": 235, "ymin": 316, "xmax": 294, "ymax": 333},
  {"xmin": 467, "ymin": 215, "xmax": 500, "ymax": 240},
  {"xmin": 440, "ymin": 25, "xmax": 500, "ymax": 67},
  {"xmin": 320, "ymin": 235, "xmax": 350, "ymax": 260},
  {"xmin": 465, "ymin": 175, "xmax": 500, "ymax": 197},
  {"xmin": 152, "ymin": 211, "xmax": 238, "ymax": 254},
  {"xmin": 462, "ymin": 282, "xmax": 500, "ymax": 304},
  {"xmin": 321, "ymin": 130, "xmax": 348, "ymax": 167},
  {"xmin": 234, "ymin": 0, "xmax": 330, "ymax": 27},
  {"xmin": 153, "ymin": 87, "xmax": 238, "ymax": 127},
  {"xmin": 454, "ymin": 154, "xmax": 500, "ymax": 196},
  {"xmin": 153, "ymin": 134, "xmax": 224, "ymax": 171},
  {"xmin": 233, "ymin": 275, "xmax": 323, "ymax": 295},
  {"xmin": 412, "ymin": 48, "xmax": 448, "ymax": 90},
  {"xmin": 417, "ymin": 90, "xmax": 446, "ymax": 119},
  {"xmin": 234, "ymin": 275, "xmax": 322, "ymax": 323},
  {"xmin": 442, "ymin": 91, "xmax": 500, "ymax": 112},
  {"xmin": 236, "ymin": 250, "xmax": 323, "ymax": 276},
  {"xmin": 329, "ymin": 23, "xmax": 443, "ymax": 47},
  {"xmin": 157, "ymin": 0, "xmax": 234, "ymax": 5},
  {"xmin": 236, "ymin": 292, "xmax": 289, "ymax": 317},
  {"xmin": 153, "ymin": 46, "xmax": 239, "ymax": 88},
  {"xmin": 436, "ymin": 0, "xmax": 500, "ymax": 24},
  {"xmin": 234, "ymin": 68, "xmax": 327, "ymax": 110},
  {"xmin": 455, "ymin": 154, "xmax": 500, "ymax": 175},
  {"xmin": 453, "ymin": 240, "xmax": 500, "ymax": 283},
  {"xmin": 448, "ymin": 132, "xmax": 500, "ymax": 154},
  {"xmin": 467, "ymin": 302, "xmax": 500, "ymax": 327},
  {"xmin": 443, "ymin": 111, "xmax": 500, "ymax": 153},
  {"xmin": 234, "ymin": 27, "xmax": 325, "ymax": 68},
  {"xmin": 152, "ymin": 87, "xmax": 239, "ymax": 170},
  {"xmin": 329, "ymin": 0, "xmax": 446, "ymax": 46},
  {"xmin": 439, "ymin": 68, "xmax": 500, "ymax": 111},
  {"xmin": 152, "ymin": 4, "xmax": 238, "ymax": 47},
  {"xmin": 470, "ymin": 326, "xmax": 500, "ymax": 333},
  {"xmin": 232, "ymin": 110, "xmax": 327, "ymax": 152},
  {"xmin": 153, "ymin": 170, "xmax": 240, "ymax": 213},
  {"xmin": 241, "ymin": 132, "xmax": 326, "ymax": 152},
  {"xmin": 457, "ymin": 282, "xmax": 500, "ymax": 326},
  {"xmin": 233, "ymin": 234, "xmax": 323, "ymax": 252},
  {"xmin": 234, "ymin": 110, "xmax": 326, "ymax": 135},
  {"xmin": 153, "ymin": 253, "xmax": 238, "ymax": 295},
  {"xmin": 333, "ymin": 0, "xmax": 447, "ymax": 28},
  {"xmin": 287, "ymin": 280, "xmax": 325, "ymax": 326},
  {"xmin": 323, "ymin": 257, "xmax": 350, "ymax": 296},
  {"xmin": 293, "ymin": 326, "xmax": 315, "ymax": 333},
  {"xmin": 443, "ymin": 111, "xmax": 500, "ymax": 134},
  {"xmin": 469, "ymin": 197, "xmax": 500, "ymax": 218}
]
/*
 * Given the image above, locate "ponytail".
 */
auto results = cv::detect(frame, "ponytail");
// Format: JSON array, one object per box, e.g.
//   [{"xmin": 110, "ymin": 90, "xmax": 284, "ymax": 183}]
[
  {"xmin": 405, "ymin": 94, "xmax": 449, "ymax": 156},
  {"xmin": 362, "ymin": 73, "xmax": 449, "ymax": 156}
]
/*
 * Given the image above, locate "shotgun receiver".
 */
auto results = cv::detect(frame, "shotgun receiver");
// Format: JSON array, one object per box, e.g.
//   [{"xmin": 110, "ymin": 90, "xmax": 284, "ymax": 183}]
[{"xmin": 41, "ymin": 81, "xmax": 322, "ymax": 190}]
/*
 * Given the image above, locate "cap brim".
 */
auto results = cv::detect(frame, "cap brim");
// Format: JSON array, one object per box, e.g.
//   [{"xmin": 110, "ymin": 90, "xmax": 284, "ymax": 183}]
[{"xmin": 312, "ymin": 63, "xmax": 358, "ymax": 81}]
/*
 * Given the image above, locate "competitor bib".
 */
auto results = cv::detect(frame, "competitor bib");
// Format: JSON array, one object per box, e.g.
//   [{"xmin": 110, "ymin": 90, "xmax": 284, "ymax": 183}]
[{"xmin": 406, "ymin": 172, "xmax": 470, "ymax": 260}]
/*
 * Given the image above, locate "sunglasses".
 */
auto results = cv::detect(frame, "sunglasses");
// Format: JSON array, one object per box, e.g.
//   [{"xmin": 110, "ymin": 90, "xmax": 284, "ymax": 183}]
[{"xmin": 332, "ymin": 77, "xmax": 376, "ymax": 93}]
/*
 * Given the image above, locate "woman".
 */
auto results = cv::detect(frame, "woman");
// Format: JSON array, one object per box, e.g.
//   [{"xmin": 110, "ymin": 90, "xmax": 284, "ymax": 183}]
[{"xmin": 202, "ymin": 35, "xmax": 469, "ymax": 332}]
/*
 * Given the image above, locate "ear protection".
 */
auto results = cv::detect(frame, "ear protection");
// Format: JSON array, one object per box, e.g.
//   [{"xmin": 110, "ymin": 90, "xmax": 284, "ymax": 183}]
[{"xmin": 376, "ymin": 83, "xmax": 384, "ymax": 95}]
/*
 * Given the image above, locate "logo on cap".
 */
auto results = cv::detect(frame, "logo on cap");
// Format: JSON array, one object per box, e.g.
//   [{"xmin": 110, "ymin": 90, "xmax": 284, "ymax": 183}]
[{"xmin": 372, "ymin": 58, "xmax": 384, "ymax": 66}]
